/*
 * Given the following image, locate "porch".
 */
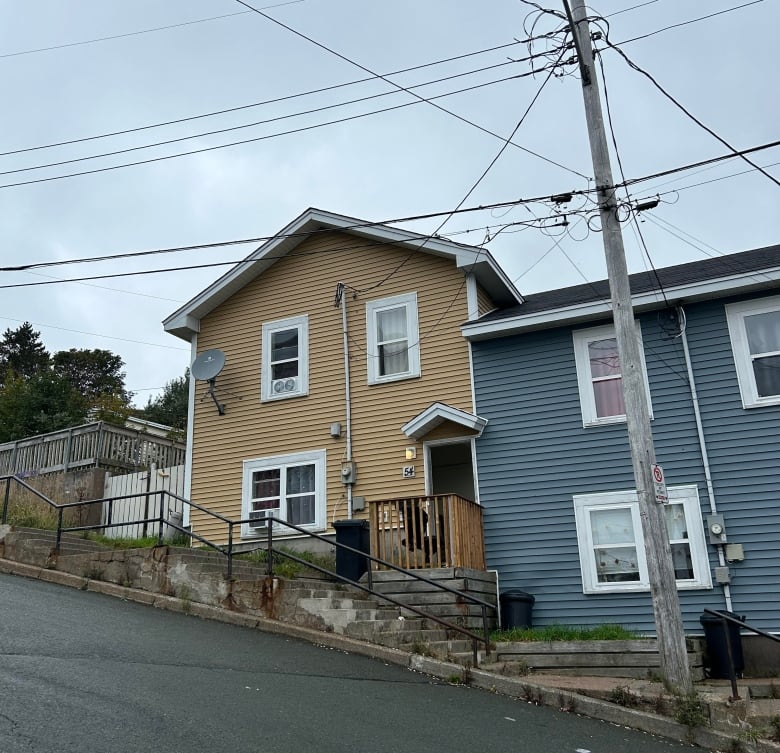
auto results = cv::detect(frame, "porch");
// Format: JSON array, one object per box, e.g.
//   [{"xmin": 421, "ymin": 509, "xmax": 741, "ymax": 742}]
[{"xmin": 368, "ymin": 493, "xmax": 485, "ymax": 571}]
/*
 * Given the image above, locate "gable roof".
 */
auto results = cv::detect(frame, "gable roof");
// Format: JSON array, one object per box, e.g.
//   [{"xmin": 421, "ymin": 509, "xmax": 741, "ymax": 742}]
[
  {"xmin": 463, "ymin": 243, "xmax": 780, "ymax": 340},
  {"xmin": 163, "ymin": 207, "xmax": 523, "ymax": 341}
]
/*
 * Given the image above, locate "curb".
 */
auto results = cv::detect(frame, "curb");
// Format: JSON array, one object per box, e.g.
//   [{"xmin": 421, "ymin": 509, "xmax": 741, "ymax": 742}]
[{"xmin": 2, "ymin": 558, "xmax": 779, "ymax": 753}]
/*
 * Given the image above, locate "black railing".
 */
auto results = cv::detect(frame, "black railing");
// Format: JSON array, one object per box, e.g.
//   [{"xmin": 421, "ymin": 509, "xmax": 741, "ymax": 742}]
[
  {"xmin": 702, "ymin": 608, "xmax": 780, "ymax": 701},
  {"xmin": 1, "ymin": 475, "xmax": 495, "ymax": 665}
]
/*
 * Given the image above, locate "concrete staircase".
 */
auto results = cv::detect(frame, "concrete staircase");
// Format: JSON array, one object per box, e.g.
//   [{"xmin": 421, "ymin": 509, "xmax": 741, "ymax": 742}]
[{"xmin": 0, "ymin": 526, "xmax": 497, "ymax": 667}]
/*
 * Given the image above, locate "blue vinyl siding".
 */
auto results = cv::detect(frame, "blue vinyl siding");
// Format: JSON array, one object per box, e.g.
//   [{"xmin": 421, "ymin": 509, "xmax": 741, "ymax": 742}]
[{"xmin": 473, "ymin": 294, "xmax": 780, "ymax": 634}]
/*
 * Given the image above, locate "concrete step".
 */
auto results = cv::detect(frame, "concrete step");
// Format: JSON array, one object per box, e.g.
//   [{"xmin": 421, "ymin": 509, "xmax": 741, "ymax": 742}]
[{"xmin": 747, "ymin": 698, "xmax": 780, "ymax": 726}]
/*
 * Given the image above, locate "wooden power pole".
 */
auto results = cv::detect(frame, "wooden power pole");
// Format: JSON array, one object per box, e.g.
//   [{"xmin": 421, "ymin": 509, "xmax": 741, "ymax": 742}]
[{"xmin": 563, "ymin": 0, "xmax": 692, "ymax": 693}]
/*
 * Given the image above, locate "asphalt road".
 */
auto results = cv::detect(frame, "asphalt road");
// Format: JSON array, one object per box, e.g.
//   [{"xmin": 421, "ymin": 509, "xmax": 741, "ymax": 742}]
[{"xmin": 0, "ymin": 574, "xmax": 692, "ymax": 753}]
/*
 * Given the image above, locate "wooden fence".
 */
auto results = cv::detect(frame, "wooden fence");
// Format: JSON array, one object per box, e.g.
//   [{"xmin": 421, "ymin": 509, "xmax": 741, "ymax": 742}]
[{"xmin": 369, "ymin": 494, "xmax": 485, "ymax": 571}]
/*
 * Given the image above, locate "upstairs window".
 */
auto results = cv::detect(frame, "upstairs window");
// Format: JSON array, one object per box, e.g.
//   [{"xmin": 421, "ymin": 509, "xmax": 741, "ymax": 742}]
[
  {"xmin": 261, "ymin": 315, "xmax": 308, "ymax": 401},
  {"xmin": 726, "ymin": 296, "xmax": 780, "ymax": 408},
  {"xmin": 572, "ymin": 323, "xmax": 653, "ymax": 427},
  {"xmin": 573, "ymin": 485, "xmax": 711, "ymax": 594},
  {"xmin": 366, "ymin": 293, "xmax": 420, "ymax": 384}
]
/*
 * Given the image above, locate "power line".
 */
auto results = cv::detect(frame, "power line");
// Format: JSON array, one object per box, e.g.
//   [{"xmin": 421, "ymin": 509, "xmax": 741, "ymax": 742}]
[
  {"xmin": 0, "ymin": 199, "xmax": 568, "ymax": 273},
  {"xmin": 0, "ymin": 316, "xmax": 188, "ymax": 351},
  {"xmin": 235, "ymin": 0, "xmax": 585, "ymax": 179},
  {"xmin": 615, "ymin": 1, "xmax": 764, "ymax": 45},
  {"xmin": 0, "ymin": 40, "xmax": 538, "ymax": 158},
  {"xmin": 0, "ymin": 2, "xmax": 302, "ymax": 59},
  {"xmin": 355, "ymin": 46, "xmax": 568, "ymax": 295},
  {"xmin": 603, "ymin": 35, "xmax": 780, "ymax": 190},
  {"xmin": 22, "ymin": 270, "xmax": 185, "ymax": 303},
  {"xmin": 0, "ymin": 66, "xmax": 577, "ymax": 190},
  {"xmin": 0, "ymin": 59, "xmax": 551, "ymax": 178}
]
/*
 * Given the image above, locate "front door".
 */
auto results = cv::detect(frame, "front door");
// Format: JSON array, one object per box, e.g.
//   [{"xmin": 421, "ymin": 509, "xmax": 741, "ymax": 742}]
[{"xmin": 426, "ymin": 440, "xmax": 476, "ymax": 501}]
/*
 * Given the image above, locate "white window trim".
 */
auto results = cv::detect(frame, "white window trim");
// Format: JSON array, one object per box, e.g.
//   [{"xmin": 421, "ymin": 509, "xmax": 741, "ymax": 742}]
[
  {"xmin": 573, "ymin": 484, "xmax": 712, "ymax": 594},
  {"xmin": 241, "ymin": 449, "xmax": 326, "ymax": 538},
  {"xmin": 365, "ymin": 292, "xmax": 421, "ymax": 385},
  {"xmin": 725, "ymin": 295, "xmax": 780, "ymax": 408},
  {"xmin": 261, "ymin": 315, "xmax": 309, "ymax": 402},
  {"xmin": 572, "ymin": 322, "xmax": 653, "ymax": 427}
]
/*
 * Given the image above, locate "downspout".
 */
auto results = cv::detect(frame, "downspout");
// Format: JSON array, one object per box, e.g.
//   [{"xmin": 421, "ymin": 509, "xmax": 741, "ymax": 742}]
[
  {"xmin": 338, "ymin": 283, "xmax": 353, "ymax": 519},
  {"xmin": 678, "ymin": 305, "xmax": 733, "ymax": 611}
]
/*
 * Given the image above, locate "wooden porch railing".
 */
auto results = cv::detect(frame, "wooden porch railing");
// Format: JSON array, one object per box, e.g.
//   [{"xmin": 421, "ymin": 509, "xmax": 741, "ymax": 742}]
[
  {"xmin": 0, "ymin": 422, "xmax": 186, "ymax": 476},
  {"xmin": 368, "ymin": 494, "xmax": 485, "ymax": 571}
]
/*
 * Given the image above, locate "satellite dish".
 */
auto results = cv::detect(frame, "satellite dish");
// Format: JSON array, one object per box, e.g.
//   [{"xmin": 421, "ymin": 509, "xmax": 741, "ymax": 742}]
[
  {"xmin": 191, "ymin": 349, "xmax": 226, "ymax": 415},
  {"xmin": 191, "ymin": 349, "xmax": 225, "ymax": 382}
]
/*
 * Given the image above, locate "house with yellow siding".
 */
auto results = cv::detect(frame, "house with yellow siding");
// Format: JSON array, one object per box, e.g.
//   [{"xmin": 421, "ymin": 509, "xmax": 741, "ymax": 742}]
[{"xmin": 163, "ymin": 208, "xmax": 522, "ymax": 560}]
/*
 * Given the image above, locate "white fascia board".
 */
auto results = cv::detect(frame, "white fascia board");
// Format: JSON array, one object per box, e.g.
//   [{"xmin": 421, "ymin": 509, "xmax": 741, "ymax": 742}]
[
  {"xmin": 462, "ymin": 266, "xmax": 780, "ymax": 341},
  {"xmin": 401, "ymin": 402, "xmax": 488, "ymax": 439},
  {"xmin": 162, "ymin": 207, "xmax": 521, "ymax": 339}
]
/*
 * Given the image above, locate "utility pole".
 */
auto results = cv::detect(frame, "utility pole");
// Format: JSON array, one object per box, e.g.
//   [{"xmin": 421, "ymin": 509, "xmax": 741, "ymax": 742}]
[{"xmin": 563, "ymin": 0, "xmax": 692, "ymax": 693}]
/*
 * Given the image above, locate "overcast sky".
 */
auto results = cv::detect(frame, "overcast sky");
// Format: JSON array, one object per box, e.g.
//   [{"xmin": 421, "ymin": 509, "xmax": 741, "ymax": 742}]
[{"xmin": 1, "ymin": 0, "xmax": 777, "ymax": 407}]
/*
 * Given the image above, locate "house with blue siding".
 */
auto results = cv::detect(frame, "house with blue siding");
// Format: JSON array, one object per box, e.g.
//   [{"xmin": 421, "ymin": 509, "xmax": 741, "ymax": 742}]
[{"xmin": 463, "ymin": 245, "xmax": 780, "ymax": 636}]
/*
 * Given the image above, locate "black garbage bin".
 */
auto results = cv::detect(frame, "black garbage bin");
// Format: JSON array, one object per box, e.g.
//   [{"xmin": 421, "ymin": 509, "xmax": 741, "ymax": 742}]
[
  {"xmin": 333, "ymin": 519, "xmax": 370, "ymax": 582},
  {"xmin": 499, "ymin": 590, "xmax": 535, "ymax": 629},
  {"xmin": 699, "ymin": 610, "xmax": 745, "ymax": 679}
]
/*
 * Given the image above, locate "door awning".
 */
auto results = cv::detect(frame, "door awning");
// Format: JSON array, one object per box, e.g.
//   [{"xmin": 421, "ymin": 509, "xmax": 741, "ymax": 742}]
[{"xmin": 401, "ymin": 402, "xmax": 488, "ymax": 440}]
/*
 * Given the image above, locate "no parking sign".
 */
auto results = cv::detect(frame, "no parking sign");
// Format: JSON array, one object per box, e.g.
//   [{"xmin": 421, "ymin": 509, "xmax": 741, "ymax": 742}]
[{"xmin": 652, "ymin": 463, "xmax": 668, "ymax": 504}]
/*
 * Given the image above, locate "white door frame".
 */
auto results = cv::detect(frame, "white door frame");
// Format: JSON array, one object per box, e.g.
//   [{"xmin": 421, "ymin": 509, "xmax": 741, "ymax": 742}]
[{"xmin": 422, "ymin": 436, "xmax": 480, "ymax": 504}]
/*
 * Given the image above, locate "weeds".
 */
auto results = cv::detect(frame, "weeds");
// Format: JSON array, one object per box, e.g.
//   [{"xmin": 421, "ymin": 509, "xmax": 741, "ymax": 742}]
[
  {"xmin": 492, "ymin": 623, "xmax": 640, "ymax": 643},
  {"xmin": 4, "ymin": 499, "xmax": 59, "ymax": 530},
  {"xmin": 609, "ymin": 686, "xmax": 640, "ymax": 708},
  {"xmin": 769, "ymin": 716, "xmax": 780, "ymax": 743},
  {"xmin": 85, "ymin": 532, "xmax": 160, "ymax": 549},
  {"xmin": 672, "ymin": 692, "xmax": 708, "ymax": 728}
]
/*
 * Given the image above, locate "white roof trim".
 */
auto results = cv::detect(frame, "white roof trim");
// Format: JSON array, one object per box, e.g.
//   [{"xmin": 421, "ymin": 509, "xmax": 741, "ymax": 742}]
[
  {"xmin": 163, "ymin": 208, "xmax": 523, "ymax": 340},
  {"xmin": 462, "ymin": 265, "xmax": 780, "ymax": 340},
  {"xmin": 401, "ymin": 402, "xmax": 488, "ymax": 439}
]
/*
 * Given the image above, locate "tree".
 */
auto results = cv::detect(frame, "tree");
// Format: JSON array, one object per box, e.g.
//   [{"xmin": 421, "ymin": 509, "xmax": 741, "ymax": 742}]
[
  {"xmin": 0, "ymin": 322, "xmax": 49, "ymax": 386},
  {"xmin": 139, "ymin": 371, "xmax": 189, "ymax": 435},
  {"xmin": 52, "ymin": 348, "xmax": 131, "ymax": 404},
  {"xmin": 0, "ymin": 372, "xmax": 87, "ymax": 443}
]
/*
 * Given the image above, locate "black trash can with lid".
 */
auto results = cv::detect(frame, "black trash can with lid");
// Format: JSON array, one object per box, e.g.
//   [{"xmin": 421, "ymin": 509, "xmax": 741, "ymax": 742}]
[
  {"xmin": 699, "ymin": 610, "xmax": 745, "ymax": 679},
  {"xmin": 333, "ymin": 519, "xmax": 370, "ymax": 582},
  {"xmin": 499, "ymin": 590, "xmax": 535, "ymax": 629}
]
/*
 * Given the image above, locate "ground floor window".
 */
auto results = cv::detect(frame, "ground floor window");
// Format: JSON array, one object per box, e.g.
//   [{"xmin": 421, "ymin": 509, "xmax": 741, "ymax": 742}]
[
  {"xmin": 573, "ymin": 484, "xmax": 711, "ymax": 594},
  {"xmin": 241, "ymin": 450, "xmax": 326, "ymax": 536}
]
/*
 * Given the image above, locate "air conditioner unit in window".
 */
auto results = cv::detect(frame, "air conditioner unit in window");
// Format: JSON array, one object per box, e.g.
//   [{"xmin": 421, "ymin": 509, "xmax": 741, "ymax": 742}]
[
  {"xmin": 249, "ymin": 510, "xmax": 278, "ymax": 529},
  {"xmin": 272, "ymin": 377, "xmax": 298, "ymax": 394}
]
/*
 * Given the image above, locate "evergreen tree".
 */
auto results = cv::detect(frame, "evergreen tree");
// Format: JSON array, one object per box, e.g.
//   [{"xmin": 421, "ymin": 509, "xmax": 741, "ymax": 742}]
[{"xmin": 0, "ymin": 322, "xmax": 49, "ymax": 386}]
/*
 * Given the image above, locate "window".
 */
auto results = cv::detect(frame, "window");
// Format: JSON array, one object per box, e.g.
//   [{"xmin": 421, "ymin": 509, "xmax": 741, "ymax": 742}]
[
  {"xmin": 261, "ymin": 315, "xmax": 308, "ymax": 401},
  {"xmin": 573, "ymin": 485, "xmax": 711, "ymax": 594},
  {"xmin": 725, "ymin": 296, "xmax": 780, "ymax": 408},
  {"xmin": 572, "ymin": 323, "xmax": 653, "ymax": 426},
  {"xmin": 241, "ymin": 450, "xmax": 326, "ymax": 536},
  {"xmin": 366, "ymin": 292, "xmax": 420, "ymax": 384}
]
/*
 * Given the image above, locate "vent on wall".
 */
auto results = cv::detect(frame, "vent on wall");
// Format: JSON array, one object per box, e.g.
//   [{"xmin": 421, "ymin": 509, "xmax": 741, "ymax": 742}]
[{"xmin": 272, "ymin": 377, "xmax": 298, "ymax": 394}]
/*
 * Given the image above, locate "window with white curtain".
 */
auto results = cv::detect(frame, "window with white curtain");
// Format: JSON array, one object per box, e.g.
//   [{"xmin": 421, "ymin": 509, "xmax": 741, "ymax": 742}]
[
  {"xmin": 366, "ymin": 292, "xmax": 420, "ymax": 384},
  {"xmin": 572, "ymin": 323, "xmax": 653, "ymax": 427},
  {"xmin": 241, "ymin": 450, "xmax": 326, "ymax": 537},
  {"xmin": 726, "ymin": 296, "xmax": 780, "ymax": 408},
  {"xmin": 573, "ymin": 485, "xmax": 711, "ymax": 594}
]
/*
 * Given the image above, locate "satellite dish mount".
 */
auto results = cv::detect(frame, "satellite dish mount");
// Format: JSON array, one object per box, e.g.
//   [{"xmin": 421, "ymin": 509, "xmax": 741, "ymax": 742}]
[{"xmin": 191, "ymin": 349, "xmax": 226, "ymax": 415}]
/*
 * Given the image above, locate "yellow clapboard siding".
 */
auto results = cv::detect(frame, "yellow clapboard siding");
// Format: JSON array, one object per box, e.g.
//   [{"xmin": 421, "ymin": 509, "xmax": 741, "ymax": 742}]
[{"xmin": 189, "ymin": 232, "xmax": 475, "ymax": 543}]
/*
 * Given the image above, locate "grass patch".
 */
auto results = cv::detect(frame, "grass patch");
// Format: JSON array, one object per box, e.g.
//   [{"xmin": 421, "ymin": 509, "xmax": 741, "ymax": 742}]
[
  {"xmin": 239, "ymin": 547, "xmax": 336, "ymax": 579},
  {"xmin": 491, "ymin": 623, "xmax": 641, "ymax": 643},
  {"xmin": 84, "ymin": 532, "xmax": 161, "ymax": 549}
]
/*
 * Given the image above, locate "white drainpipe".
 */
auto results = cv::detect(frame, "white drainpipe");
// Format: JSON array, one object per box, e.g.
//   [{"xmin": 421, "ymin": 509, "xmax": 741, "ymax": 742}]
[
  {"xmin": 339, "ymin": 283, "xmax": 353, "ymax": 519},
  {"xmin": 678, "ymin": 305, "xmax": 733, "ymax": 611}
]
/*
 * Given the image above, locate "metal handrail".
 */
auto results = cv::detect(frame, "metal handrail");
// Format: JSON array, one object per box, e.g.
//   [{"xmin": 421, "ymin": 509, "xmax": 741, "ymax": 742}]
[
  {"xmin": 702, "ymin": 608, "xmax": 780, "ymax": 701},
  {"xmin": 1, "ymin": 476, "xmax": 496, "ymax": 664}
]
